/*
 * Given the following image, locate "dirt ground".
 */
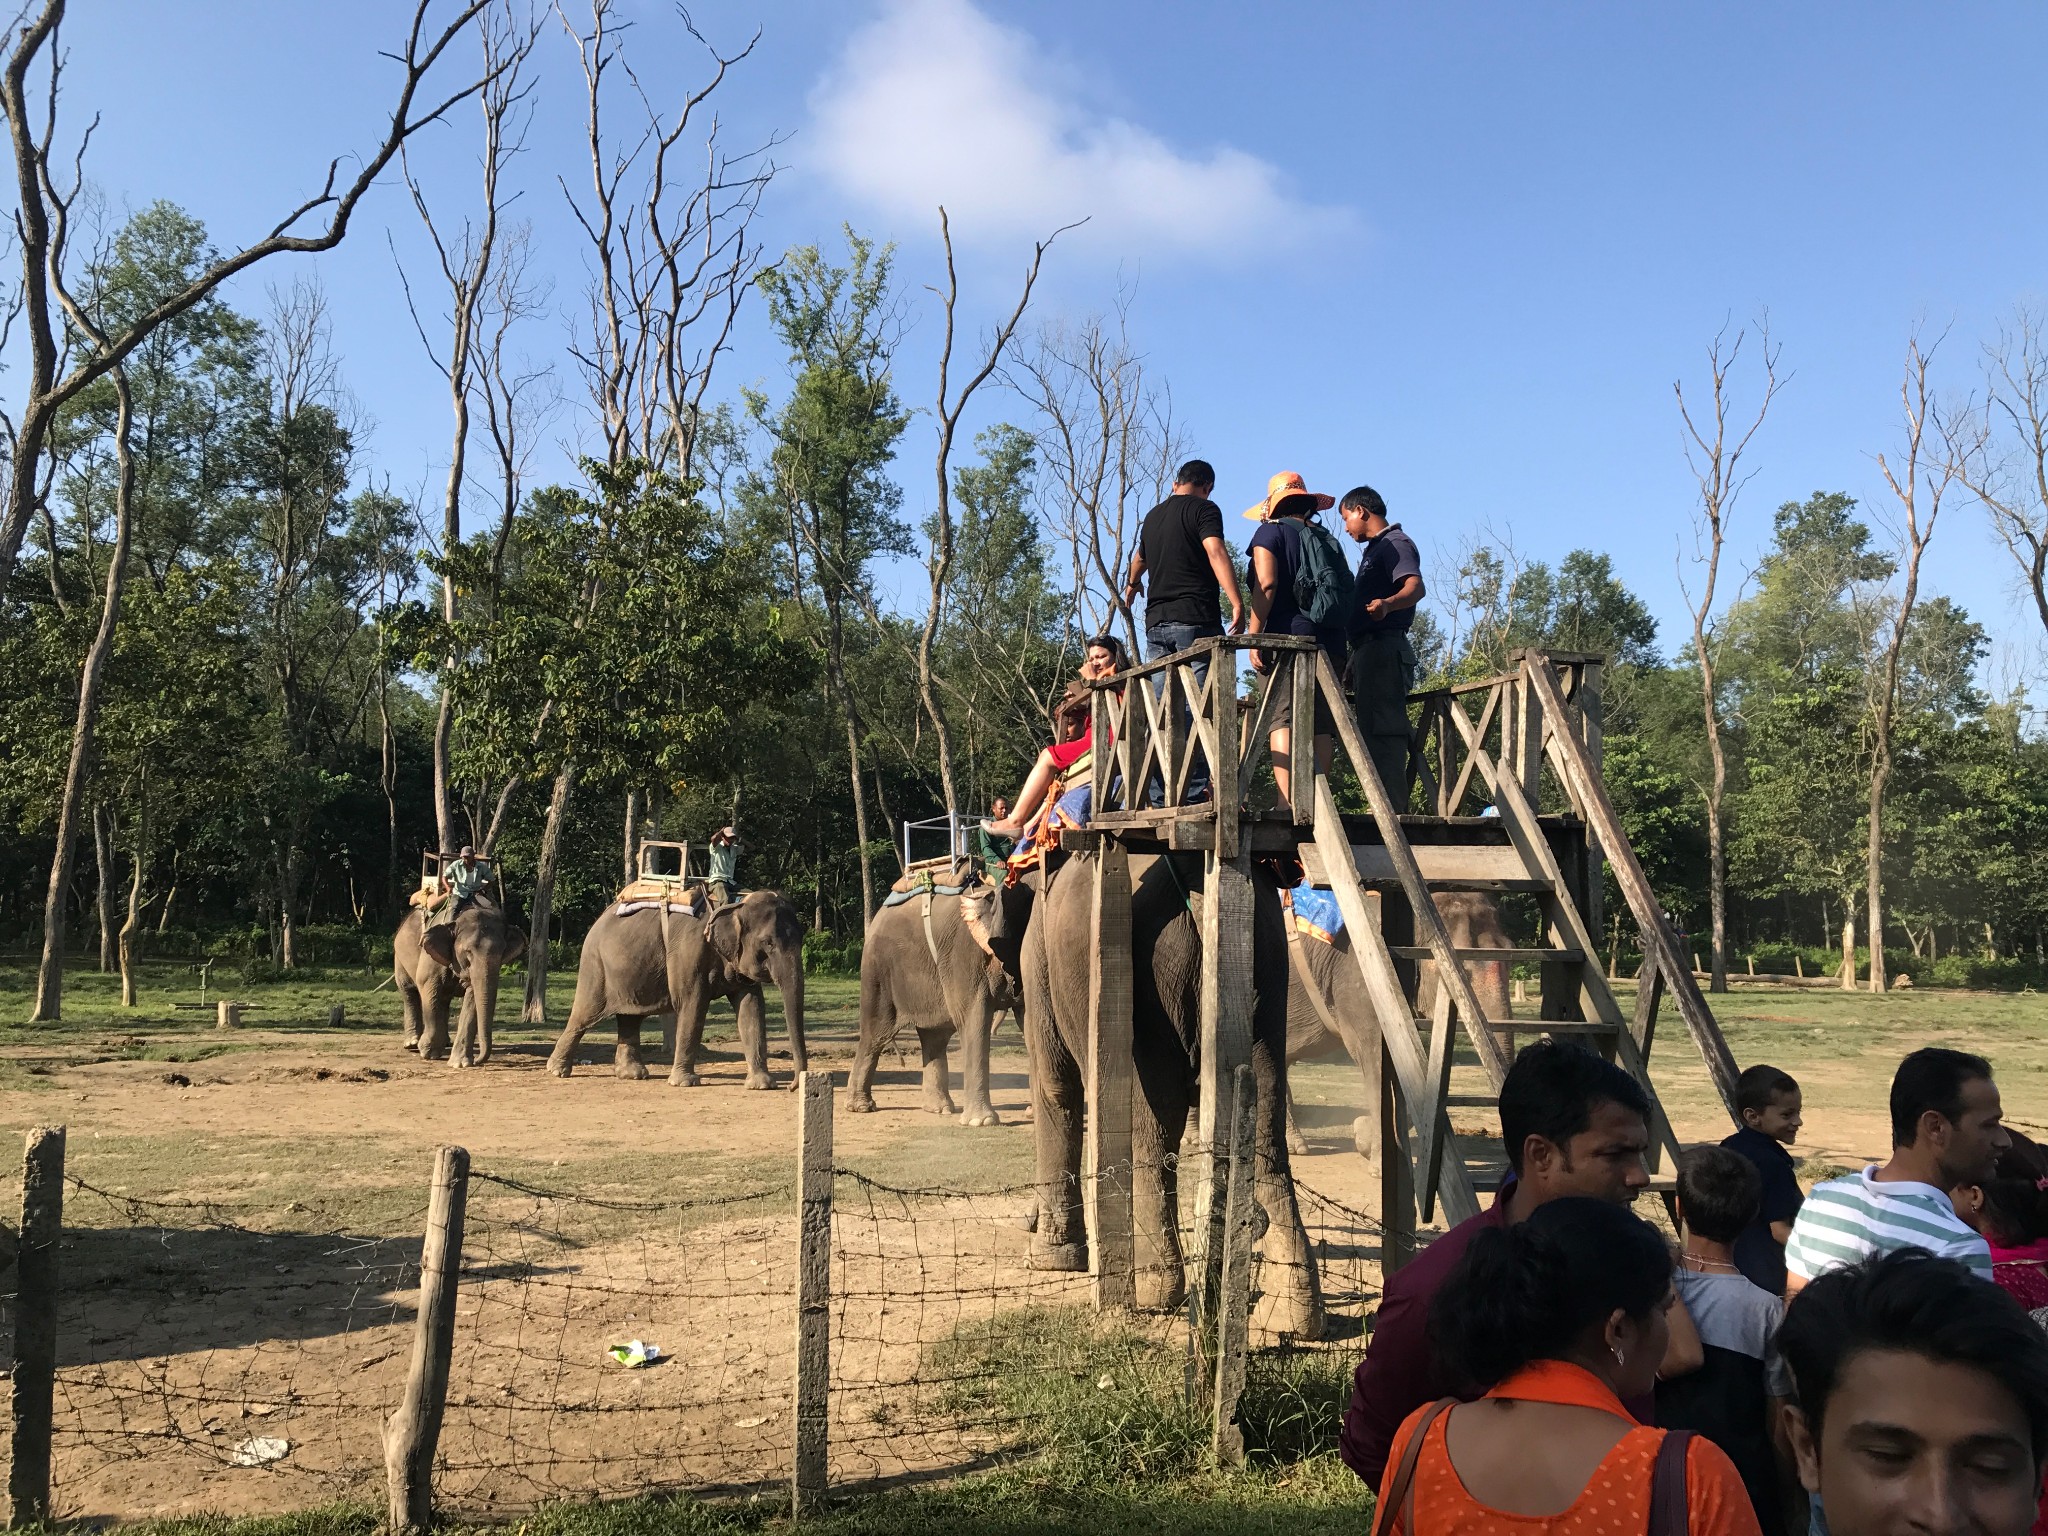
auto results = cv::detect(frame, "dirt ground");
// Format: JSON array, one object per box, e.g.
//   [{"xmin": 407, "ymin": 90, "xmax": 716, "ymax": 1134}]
[{"xmin": 0, "ymin": 963, "xmax": 2042, "ymax": 1521}]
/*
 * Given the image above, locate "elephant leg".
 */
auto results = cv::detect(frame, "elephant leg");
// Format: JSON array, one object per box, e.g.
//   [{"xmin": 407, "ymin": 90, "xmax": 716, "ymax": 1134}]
[
  {"xmin": 667, "ymin": 984, "xmax": 712, "ymax": 1087},
  {"xmin": 1284, "ymin": 1085, "xmax": 1310, "ymax": 1157},
  {"xmin": 420, "ymin": 985, "xmax": 453, "ymax": 1061},
  {"xmin": 736, "ymin": 989, "xmax": 773, "ymax": 1090},
  {"xmin": 659, "ymin": 1014, "xmax": 677, "ymax": 1065},
  {"xmin": 450, "ymin": 992, "xmax": 478, "ymax": 1069},
  {"xmin": 1026, "ymin": 1018, "xmax": 1086, "ymax": 1271},
  {"xmin": 956, "ymin": 992, "xmax": 1000, "ymax": 1127},
  {"xmin": 1254, "ymin": 1043, "xmax": 1326, "ymax": 1341},
  {"xmin": 399, "ymin": 978, "xmax": 424, "ymax": 1052},
  {"xmin": 848, "ymin": 966, "xmax": 892, "ymax": 1113},
  {"xmin": 545, "ymin": 992, "xmax": 608, "ymax": 1078},
  {"xmin": 917, "ymin": 1027, "xmax": 957, "ymax": 1115},
  {"xmin": 1131, "ymin": 1042, "xmax": 1191, "ymax": 1312},
  {"xmin": 615, "ymin": 1016, "xmax": 651, "ymax": 1080}
]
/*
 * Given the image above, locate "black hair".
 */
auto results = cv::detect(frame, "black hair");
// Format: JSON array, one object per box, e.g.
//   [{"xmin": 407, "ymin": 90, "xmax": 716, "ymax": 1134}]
[
  {"xmin": 1497, "ymin": 1040, "xmax": 1651, "ymax": 1173},
  {"xmin": 1340, "ymin": 485, "xmax": 1387, "ymax": 521},
  {"xmin": 1737, "ymin": 1063, "xmax": 1800, "ymax": 1116},
  {"xmin": 1084, "ymin": 633, "xmax": 1127, "ymax": 669},
  {"xmin": 1677, "ymin": 1145, "xmax": 1761, "ymax": 1245},
  {"xmin": 1270, "ymin": 493, "xmax": 1316, "ymax": 520},
  {"xmin": 1778, "ymin": 1248, "xmax": 2048, "ymax": 1466},
  {"xmin": 1889, "ymin": 1046, "xmax": 1993, "ymax": 1148},
  {"xmin": 1175, "ymin": 459, "xmax": 1215, "ymax": 490},
  {"xmin": 1429, "ymin": 1197, "xmax": 1672, "ymax": 1394},
  {"xmin": 1974, "ymin": 1131, "xmax": 2048, "ymax": 1248}
]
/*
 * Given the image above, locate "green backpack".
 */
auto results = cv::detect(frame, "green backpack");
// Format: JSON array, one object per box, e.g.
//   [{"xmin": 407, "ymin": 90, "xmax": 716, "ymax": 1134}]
[{"xmin": 1293, "ymin": 515, "xmax": 1355, "ymax": 627}]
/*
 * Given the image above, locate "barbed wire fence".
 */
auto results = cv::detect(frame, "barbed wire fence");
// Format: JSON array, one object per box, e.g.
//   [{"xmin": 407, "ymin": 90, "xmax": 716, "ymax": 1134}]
[{"xmin": 0, "ymin": 1084, "xmax": 1395, "ymax": 1524}]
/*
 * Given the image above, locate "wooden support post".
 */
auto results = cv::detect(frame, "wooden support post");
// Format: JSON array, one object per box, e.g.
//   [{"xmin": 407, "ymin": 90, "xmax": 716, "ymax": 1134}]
[
  {"xmin": 215, "ymin": 1000, "xmax": 240, "ymax": 1029},
  {"xmin": 1288, "ymin": 650, "xmax": 1315, "ymax": 824},
  {"xmin": 1578, "ymin": 661, "xmax": 1606, "ymax": 942},
  {"xmin": 1208, "ymin": 642, "xmax": 1243, "ymax": 857},
  {"xmin": 1085, "ymin": 844, "xmax": 1136, "ymax": 1309},
  {"xmin": 1160, "ymin": 657, "xmax": 1190, "ymax": 807},
  {"xmin": 1380, "ymin": 1055, "xmax": 1416, "ymax": 1276},
  {"xmin": 384, "ymin": 1144, "xmax": 469, "ymax": 1534},
  {"xmin": 793, "ymin": 1072, "xmax": 834, "ymax": 1516},
  {"xmin": 328, "ymin": 1003, "xmax": 346, "ymax": 1028},
  {"xmin": 1192, "ymin": 850, "xmax": 1255, "ymax": 1350},
  {"xmin": 1512, "ymin": 660, "xmax": 1543, "ymax": 803},
  {"xmin": 1211, "ymin": 1064, "xmax": 1257, "ymax": 1466},
  {"xmin": 10, "ymin": 1127, "xmax": 65, "ymax": 1527}
]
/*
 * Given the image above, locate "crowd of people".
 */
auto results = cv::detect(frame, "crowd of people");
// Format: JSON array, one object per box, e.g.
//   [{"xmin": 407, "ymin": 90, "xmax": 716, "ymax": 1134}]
[{"xmin": 1347, "ymin": 1040, "xmax": 2048, "ymax": 1536}]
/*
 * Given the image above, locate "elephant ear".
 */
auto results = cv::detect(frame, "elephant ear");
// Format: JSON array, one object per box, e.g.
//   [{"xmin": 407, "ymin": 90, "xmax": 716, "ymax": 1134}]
[
  {"xmin": 707, "ymin": 905, "xmax": 744, "ymax": 966},
  {"xmin": 502, "ymin": 927, "xmax": 528, "ymax": 964},
  {"xmin": 421, "ymin": 923, "xmax": 457, "ymax": 970}
]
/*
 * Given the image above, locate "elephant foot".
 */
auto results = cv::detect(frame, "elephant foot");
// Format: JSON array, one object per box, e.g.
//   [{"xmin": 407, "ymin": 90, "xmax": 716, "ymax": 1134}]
[
  {"xmin": 1285, "ymin": 1125, "xmax": 1310, "ymax": 1157},
  {"xmin": 1281, "ymin": 1297, "xmax": 1328, "ymax": 1343},
  {"xmin": 958, "ymin": 1103, "xmax": 1001, "ymax": 1128},
  {"xmin": 1136, "ymin": 1266, "xmax": 1187, "ymax": 1313},
  {"xmin": 546, "ymin": 1056, "xmax": 575, "ymax": 1078},
  {"xmin": 744, "ymin": 1071, "xmax": 775, "ymax": 1091},
  {"xmin": 1352, "ymin": 1115, "xmax": 1376, "ymax": 1159},
  {"xmin": 421, "ymin": 1045, "xmax": 450, "ymax": 1062},
  {"xmin": 848, "ymin": 1093, "xmax": 876, "ymax": 1114},
  {"xmin": 403, "ymin": 1034, "xmax": 421, "ymax": 1053},
  {"xmin": 669, "ymin": 1069, "xmax": 702, "ymax": 1087},
  {"xmin": 614, "ymin": 1058, "xmax": 649, "ymax": 1081},
  {"xmin": 923, "ymin": 1092, "xmax": 959, "ymax": 1117},
  {"xmin": 1030, "ymin": 1239, "xmax": 1088, "ymax": 1273}
]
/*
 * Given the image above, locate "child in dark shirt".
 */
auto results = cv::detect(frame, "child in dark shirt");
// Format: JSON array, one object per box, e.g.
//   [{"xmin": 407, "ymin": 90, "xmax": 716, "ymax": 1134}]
[
  {"xmin": 1659, "ymin": 1145, "xmax": 1795, "ymax": 1536},
  {"xmin": 1722, "ymin": 1064, "xmax": 1804, "ymax": 1296}
]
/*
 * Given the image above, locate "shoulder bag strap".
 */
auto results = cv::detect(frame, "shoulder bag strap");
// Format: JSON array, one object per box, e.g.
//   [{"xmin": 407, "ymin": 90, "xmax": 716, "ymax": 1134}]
[
  {"xmin": 1648, "ymin": 1428, "xmax": 1694, "ymax": 1536},
  {"xmin": 1371, "ymin": 1397, "xmax": 1457, "ymax": 1536}
]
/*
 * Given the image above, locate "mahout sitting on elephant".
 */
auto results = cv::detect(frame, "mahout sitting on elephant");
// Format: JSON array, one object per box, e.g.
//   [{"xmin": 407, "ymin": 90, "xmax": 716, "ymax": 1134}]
[
  {"xmin": 393, "ymin": 889, "xmax": 527, "ymax": 1067},
  {"xmin": 1022, "ymin": 844, "xmax": 1326, "ymax": 1339},
  {"xmin": 547, "ymin": 887, "xmax": 807, "ymax": 1087},
  {"xmin": 848, "ymin": 864, "xmax": 1034, "ymax": 1127}
]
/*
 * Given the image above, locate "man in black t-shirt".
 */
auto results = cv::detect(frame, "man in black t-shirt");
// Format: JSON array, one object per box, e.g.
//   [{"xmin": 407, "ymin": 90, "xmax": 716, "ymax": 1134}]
[
  {"xmin": 1339, "ymin": 485, "xmax": 1424, "ymax": 803},
  {"xmin": 1124, "ymin": 459, "xmax": 1244, "ymax": 801}
]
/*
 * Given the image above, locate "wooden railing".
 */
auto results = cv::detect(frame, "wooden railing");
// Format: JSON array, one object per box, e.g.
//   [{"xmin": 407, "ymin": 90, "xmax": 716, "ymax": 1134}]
[{"xmin": 1408, "ymin": 650, "xmax": 1606, "ymax": 824}]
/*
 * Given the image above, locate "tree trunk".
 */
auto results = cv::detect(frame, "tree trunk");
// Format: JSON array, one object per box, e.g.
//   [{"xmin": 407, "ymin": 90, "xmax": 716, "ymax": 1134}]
[
  {"xmin": 381, "ymin": 675, "xmax": 400, "ymax": 918},
  {"xmin": 119, "ymin": 824, "xmax": 145, "ymax": 1008},
  {"xmin": 31, "ymin": 370, "xmax": 136, "ymax": 1023},
  {"xmin": 93, "ymin": 801, "xmax": 116, "ymax": 973},
  {"xmin": 1703, "ymin": 781, "xmax": 1728, "ymax": 993},
  {"xmin": 524, "ymin": 761, "xmax": 575, "ymax": 1025},
  {"xmin": 1841, "ymin": 911, "xmax": 1856, "ymax": 992},
  {"xmin": 432, "ymin": 685, "xmax": 458, "ymax": 855},
  {"xmin": 623, "ymin": 787, "xmax": 643, "ymax": 885},
  {"xmin": 826, "ymin": 656, "xmax": 874, "ymax": 925},
  {"xmin": 1866, "ymin": 756, "xmax": 1888, "ymax": 995},
  {"xmin": 278, "ymin": 840, "xmax": 303, "ymax": 971}
]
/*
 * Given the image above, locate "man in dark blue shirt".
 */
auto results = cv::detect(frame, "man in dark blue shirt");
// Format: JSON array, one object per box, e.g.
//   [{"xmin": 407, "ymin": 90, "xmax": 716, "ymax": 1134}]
[{"xmin": 1339, "ymin": 486, "xmax": 1424, "ymax": 804}]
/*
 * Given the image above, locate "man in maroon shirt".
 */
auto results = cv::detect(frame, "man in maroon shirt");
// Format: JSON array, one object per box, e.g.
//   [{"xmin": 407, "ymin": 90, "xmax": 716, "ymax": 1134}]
[{"xmin": 1339, "ymin": 1040, "xmax": 1703, "ymax": 1485}]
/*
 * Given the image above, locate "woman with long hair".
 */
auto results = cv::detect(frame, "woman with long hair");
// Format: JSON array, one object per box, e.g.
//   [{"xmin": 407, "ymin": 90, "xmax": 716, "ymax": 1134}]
[{"xmin": 1374, "ymin": 1197, "xmax": 1761, "ymax": 1536}]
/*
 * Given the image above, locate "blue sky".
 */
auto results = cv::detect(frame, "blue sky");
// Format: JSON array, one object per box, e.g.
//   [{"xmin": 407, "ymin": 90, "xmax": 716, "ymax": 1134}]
[{"xmin": 48, "ymin": 0, "xmax": 2048, "ymax": 687}]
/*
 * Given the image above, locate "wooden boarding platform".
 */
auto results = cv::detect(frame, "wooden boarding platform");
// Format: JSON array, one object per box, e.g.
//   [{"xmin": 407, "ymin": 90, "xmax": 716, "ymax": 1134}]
[{"xmin": 1062, "ymin": 635, "xmax": 1742, "ymax": 1349}]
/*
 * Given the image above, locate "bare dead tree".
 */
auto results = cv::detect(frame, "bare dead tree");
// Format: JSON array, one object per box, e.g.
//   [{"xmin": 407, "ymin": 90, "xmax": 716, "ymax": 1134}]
[
  {"xmin": 1865, "ymin": 331, "xmax": 1957, "ymax": 995},
  {"xmin": 0, "ymin": 0, "xmax": 506, "ymax": 595},
  {"xmin": 1674, "ymin": 321, "xmax": 1781, "ymax": 994},
  {"xmin": 1011, "ymin": 291, "xmax": 1185, "ymax": 665},
  {"xmin": 522, "ymin": 0, "xmax": 771, "ymax": 1023},
  {"xmin": 395, "ymin": 0, "xmax": 539, "ymax": 856},
  {"xmin": 1952, "ymin": 310, "xmax": 2048, "ymax": 640}
]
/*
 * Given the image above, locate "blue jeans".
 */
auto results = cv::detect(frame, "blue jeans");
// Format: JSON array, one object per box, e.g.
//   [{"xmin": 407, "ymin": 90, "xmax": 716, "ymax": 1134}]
[{"xmin": 1146, "ymin": 620, "xmax": 1222, "ymax": 804}]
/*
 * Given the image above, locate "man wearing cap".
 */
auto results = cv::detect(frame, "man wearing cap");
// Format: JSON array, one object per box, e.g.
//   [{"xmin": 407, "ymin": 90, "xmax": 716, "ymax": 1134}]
[
  {"xmin": 438, "ymin": 846, "xmax": 487, "ymax": 925},
  {"xmin": 1339, "ymin": 486, "xmax": 1425, "ymax": 802},
  {"xmin": 707, "ymin": 827, "xmax": 742, "ymax": 908},
  {"xmin": 1123, "ymin": 459, "xmax": 1243, "ymax": 804},
  {"xmin": 1244, "ymin": 471, "xmax": 1348, "ymax": 813}
]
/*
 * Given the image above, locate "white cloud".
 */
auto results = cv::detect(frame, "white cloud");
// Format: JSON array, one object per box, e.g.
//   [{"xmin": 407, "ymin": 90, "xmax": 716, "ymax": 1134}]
[{"xmin": 806, "ymin": 0, "xmax": 1350, "ymax": 259}]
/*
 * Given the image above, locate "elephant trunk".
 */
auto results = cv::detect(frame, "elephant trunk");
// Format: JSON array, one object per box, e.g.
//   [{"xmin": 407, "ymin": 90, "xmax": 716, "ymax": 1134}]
[
  {"xmin": 468, "ymin": 955, "xmax": 504, "ymax": 1066},
  {"xmin": 775, "ymin": 951, "xmax": 808, "ymax": 1076}
]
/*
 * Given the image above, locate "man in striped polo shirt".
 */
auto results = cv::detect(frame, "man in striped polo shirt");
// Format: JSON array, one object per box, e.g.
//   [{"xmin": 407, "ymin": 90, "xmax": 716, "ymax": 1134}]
[{"xmin": 1785, "ymin": 1047, "xmax": 2010, "ymax": 1293}]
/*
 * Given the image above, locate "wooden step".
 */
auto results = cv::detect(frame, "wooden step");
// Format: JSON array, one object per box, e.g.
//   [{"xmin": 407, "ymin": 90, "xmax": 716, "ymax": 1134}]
[
  {"xmin": 1387, "ymin": 945, "xmax": 1585, "ymax": 964},
  {"xmin": 1300, "ymin": 842, "xmax": 1549, "ymax": 892}
]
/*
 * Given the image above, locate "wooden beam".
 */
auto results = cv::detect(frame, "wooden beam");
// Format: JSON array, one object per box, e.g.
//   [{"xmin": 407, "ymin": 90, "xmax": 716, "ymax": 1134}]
[
  {"xmin": 1192, "ymin": 850, "xmax": 1256, "ymax": 1342},
  {"xmin": 1288, "ymin": 648, "xmax": 1315, "ymax": 823},
  {"xmin": 1209, "ymin": 659, "xmax": 1242, "ymax": 858},
  {"xmin": 1299, "ymin": 839, "xmax": 1548, "ymax": 891}
]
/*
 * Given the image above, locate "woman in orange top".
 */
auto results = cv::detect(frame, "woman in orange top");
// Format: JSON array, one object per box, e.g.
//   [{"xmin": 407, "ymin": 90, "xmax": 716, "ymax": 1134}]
[{"xmin": 1376, "ymin": 1197, "xmax": 1762, "ymax": 1536}]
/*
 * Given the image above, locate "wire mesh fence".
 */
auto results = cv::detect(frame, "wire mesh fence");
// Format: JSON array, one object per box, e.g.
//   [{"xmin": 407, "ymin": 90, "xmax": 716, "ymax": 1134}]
[{"xmin": 2, "ymin": 1107, "xmax": 1395, "ymax": 1523}]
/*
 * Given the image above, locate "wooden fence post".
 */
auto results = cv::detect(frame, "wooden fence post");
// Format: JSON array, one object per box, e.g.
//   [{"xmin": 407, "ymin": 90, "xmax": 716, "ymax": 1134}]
[
  {"xmin": 793, "ymin": 1072, "xmax": 834, "ymax": 1516},
  {"xmin": 10, "ymin": 1126, "xmax": 65, "ymax": 1527},
  {"xmin": 215, "ymin": 1000, "xmax": 240, "ymax": 1029},
  {"xmin": 1085, "ymin": 844, "xmax": 1136, "ymax": 1309},
  {"xmin": 383, "ymin": 1144, "xmax": 469, "ymax": 1534},
  {"xmin": 1191, "ymin": 850, "xmax": 1255, "ymax": 1359},
  {"xmin": 1211, "ymin": 1066, "xmax": 1257, "ymax": 1465}
]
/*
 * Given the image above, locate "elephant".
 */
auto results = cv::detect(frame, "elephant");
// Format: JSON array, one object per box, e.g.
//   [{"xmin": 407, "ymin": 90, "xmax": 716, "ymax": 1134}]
[
  {"xmin": 546, "ymin": 888, "xmax": 808, "ymax": 1087},
  {"xmin": 848, "ymin": 871, "xmax": 1035, "ymax": 1127},
  {"xmin": 393, "ymin": 894, "xmax": 528, "ymax": 1067},
  {"xmin": 1022, "ymin": 847, "xmax": 1325, "ymax": 1339},
  {"xmin": 1280, "ymin": 890, "xmax": 1515, "ymax": 1157}
]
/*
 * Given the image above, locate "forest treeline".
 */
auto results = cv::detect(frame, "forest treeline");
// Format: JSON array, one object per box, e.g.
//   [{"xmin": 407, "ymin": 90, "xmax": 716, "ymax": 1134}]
[{"xmin": 2, "ymin": 3, "xmax": 2046, "ymax": 1019}]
